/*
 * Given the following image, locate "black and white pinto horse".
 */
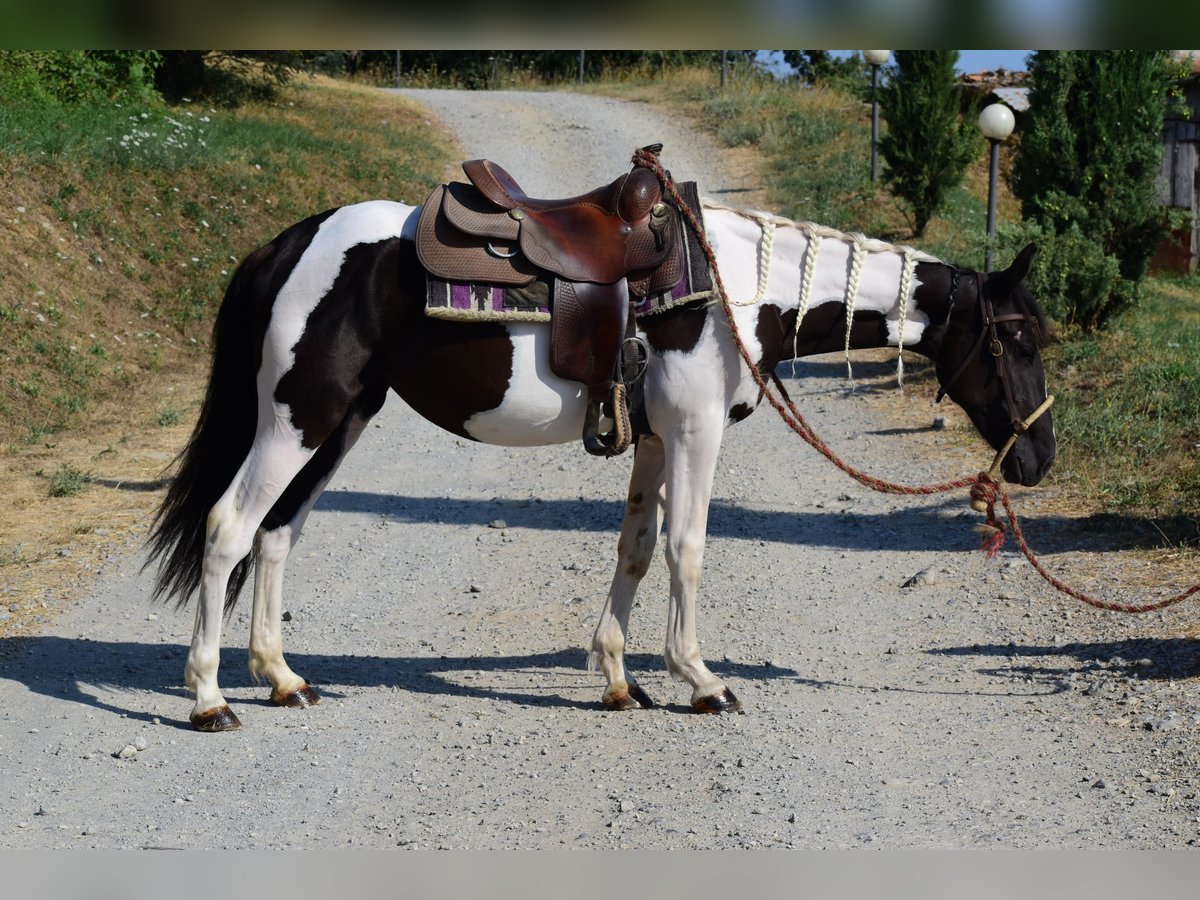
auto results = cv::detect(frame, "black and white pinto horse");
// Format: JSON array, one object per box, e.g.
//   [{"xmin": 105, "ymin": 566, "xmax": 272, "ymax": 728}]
[{"xmin": 148, "ymin": 197, "xmax": 1056, "ymax": 731}]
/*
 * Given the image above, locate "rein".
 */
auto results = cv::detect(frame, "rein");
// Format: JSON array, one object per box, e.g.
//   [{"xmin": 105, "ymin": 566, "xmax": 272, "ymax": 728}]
[{"xmin": 632, "ymin": 147, "xmax": 1200, "ymax": 615}]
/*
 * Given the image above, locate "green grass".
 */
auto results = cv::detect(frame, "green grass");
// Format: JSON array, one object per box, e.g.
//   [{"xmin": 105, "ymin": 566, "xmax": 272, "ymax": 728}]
[
  {"xmin": 44, "ymin": 463, "xmax": 90, "ymax": 497},
  {"xmin": 1044, "ymin": 277, "xmax": 1200, "ymax": 527}
]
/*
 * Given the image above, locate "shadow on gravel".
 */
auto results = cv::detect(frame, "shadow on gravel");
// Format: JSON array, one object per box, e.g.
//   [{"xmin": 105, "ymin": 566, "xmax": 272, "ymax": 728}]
[
  {"xmin": 316, "ymin": 490, "xmax": 1191, "ymax": 555},
  {"xmin": 0, "ymin": 637, "xmax": 796, "ymax": 723},
  {"xmin": 930, "ymin": 637, "xmax": 1200, "ymax": 683}
]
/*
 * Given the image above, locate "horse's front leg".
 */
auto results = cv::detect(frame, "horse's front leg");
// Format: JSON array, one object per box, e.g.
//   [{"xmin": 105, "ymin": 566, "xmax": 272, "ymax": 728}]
[
  {"xmin": 590, "ymin": 435, "xmax": 666, "ymax": 710},
  {"xmin": 662, "ymin": 420, "xmax": 741, "ymax": 713}
]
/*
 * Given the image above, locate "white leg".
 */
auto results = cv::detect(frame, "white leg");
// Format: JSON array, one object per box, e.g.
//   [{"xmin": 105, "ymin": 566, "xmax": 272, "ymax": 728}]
[
  {"xmin": 590, "ymin": 436, "xmax": 666, "ymax": 709},
  {"xmin": 185, "ymin": 428, "xmax": 315, "ymax": 731},
  {"xmin": 247, "ymin": 415, "xmax": 370, "ymax": 707},
  {"xmin": 661, "ymin": 419, "xmax": 740, "ymax": 712},
  {"xmin": 248, "ymin": 525, "xmax": 313, "ymax": 705}
]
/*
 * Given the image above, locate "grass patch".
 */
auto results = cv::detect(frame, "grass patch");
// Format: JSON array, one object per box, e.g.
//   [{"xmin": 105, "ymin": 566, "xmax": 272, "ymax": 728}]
[
  {"xmin": 1043, "ymin": 278, "xmax": 1200, "ymax": 534},
  {"xmin": 44, "ymin": 463, "xmax": 90, "ymax": 497}
]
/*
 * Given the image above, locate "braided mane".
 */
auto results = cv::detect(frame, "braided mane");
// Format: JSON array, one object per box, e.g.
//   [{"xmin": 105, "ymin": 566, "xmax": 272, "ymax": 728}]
[{"xmin": 702, "ymin": 201, "xmax": 942, "ymax": 385}]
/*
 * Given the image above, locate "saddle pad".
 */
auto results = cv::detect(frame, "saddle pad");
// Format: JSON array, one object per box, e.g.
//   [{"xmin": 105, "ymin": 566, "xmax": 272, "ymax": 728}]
[{"xmin": 425, "ymin": 278, "xmax": 553, "ymax": 322}]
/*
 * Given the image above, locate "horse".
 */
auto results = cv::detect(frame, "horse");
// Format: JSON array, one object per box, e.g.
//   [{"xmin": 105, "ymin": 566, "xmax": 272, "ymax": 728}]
[{"xmin": 146, "ymin": 192, "xmax": 1056, "ymax": 731}]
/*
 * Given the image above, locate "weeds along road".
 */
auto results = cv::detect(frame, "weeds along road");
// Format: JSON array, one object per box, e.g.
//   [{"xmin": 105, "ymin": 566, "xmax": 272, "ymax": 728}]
[{"xmin": 1, "ymin": 88, "xmax": 1199, "ymax": 849}]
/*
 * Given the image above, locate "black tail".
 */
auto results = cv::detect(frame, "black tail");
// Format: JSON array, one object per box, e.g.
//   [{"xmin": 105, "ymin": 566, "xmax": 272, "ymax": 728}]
[{"xmin": 145, "ymin": 245, "xmax": 275, "ymax": 611}]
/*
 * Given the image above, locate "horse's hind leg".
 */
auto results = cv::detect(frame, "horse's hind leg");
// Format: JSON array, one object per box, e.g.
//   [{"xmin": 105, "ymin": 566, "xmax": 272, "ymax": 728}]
[
  {"xmin": 187, "ymin": 424, "xmax": 317, "ymax": 731},
  {"xmin": 590, "ymin": 435, "xmax": 665, "ymax": 710},
  {"xmin": 248, "ymin": 390, "xmax": 384, "ymax": 708}
]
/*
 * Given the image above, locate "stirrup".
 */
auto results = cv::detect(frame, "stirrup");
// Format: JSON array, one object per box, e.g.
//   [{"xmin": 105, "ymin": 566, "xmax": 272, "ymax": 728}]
[{"xmin": 582, "ymin": 384, "xmax": 631, "ymax": 458}]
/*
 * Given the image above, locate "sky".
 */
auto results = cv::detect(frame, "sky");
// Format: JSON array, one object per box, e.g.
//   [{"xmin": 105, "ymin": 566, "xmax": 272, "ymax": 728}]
[
  {"xmin": 830, "ymin": 50, "xmax": 1032, "ymax": 73},
  {"xmin": 953, "ymin": 50, "xmax": 1032, "ymax": 73}
]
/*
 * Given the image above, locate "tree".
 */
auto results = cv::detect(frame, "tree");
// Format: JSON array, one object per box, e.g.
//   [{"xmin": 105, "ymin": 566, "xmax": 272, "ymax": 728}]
[
  {"xmin": 1010, "ymin": 51, "xmax": 1178, "ymax": 331},
  {"xmin": 782, "ymin": 50, "xmax": 864, "ymax": 89},
  {"xmin": 877, "ymin": 50, "xmax": 977, "ymax": 237},
  {"xmin": 154, "ymin": 51, "xmax": 311, "ymax": 104}
]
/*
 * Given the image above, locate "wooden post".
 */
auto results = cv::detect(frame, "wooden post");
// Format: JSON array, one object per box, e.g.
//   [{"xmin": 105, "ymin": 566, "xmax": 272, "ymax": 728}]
[
  {"xmin": 578, "ymin": 51, "xmax": 585, "ymax": 85},
  {"xmin": 395, "ymin": 50, "xmax": 402, "ymax": 88}
]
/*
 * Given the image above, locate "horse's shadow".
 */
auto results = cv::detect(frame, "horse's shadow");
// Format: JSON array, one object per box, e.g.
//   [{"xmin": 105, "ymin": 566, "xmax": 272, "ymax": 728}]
[
  {"xmin": 316, "ymin": 491, "xmax": 1198, "ymax": 556},
  {"xmin": 930, "ymin": 637, "xmax": 1200, "ymax": 683},
  {"xmin": 6, "ymin": 634, "xmax": 1199, "ymax": 730},
  {"xmin": 0, "ymin": 636, "xmax": 795, "ymax": 729}
]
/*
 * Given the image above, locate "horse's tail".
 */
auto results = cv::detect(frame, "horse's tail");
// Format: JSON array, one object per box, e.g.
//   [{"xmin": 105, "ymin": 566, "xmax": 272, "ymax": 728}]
[{"xmin": 145, "ymin": 245, "xmax": 274, "ymax": 610}]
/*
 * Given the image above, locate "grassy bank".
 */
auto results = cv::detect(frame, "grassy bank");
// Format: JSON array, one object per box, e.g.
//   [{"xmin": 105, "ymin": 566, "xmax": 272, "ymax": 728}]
[
  {"xmin": 592, "ymin": 66, "xmax": 1197, "ymax": 539},
  {"xmin": 0, "ymin": 77, "xmax": 450, "ymax": 447},
  {"xmin": 0, "ymin": 76, "xmax": 453, "ymax": 608}
]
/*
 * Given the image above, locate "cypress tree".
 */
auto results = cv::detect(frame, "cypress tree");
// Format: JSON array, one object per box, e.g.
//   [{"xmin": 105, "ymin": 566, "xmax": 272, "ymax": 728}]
[
  {"xmin": 1010, "ymin": 50, "xmax": 1175, "ymax": 330},
  {"xmin": 877, "ymin": 50, "xmax": 976, "ymax": 237}
]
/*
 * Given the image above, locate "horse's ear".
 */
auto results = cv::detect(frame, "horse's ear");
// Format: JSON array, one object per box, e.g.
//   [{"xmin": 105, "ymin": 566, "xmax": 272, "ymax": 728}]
[
  {"xmin": 1006, "ymin": 243, "xmax": 1037, "ymax": 281},
  {"xmin": 991, "ymin": 243, "xmax": 1037, "ymax": 293}
]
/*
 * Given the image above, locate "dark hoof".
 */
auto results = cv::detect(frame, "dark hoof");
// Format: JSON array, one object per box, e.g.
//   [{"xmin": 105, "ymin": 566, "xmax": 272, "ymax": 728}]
[
  {"xmin": 692, "ymin": 688, "xmax": 741, "ymax": 714},
  {"xmin": 603, "ymin": 681, "xmax": 655, "ymax": 711},
  {"xmin": 271, "ymin": 683, "xmax": 320, "ymax": 708},
  {"xmin": 191, "ymin": 705, "xmax": 242, "ymax": 732}
]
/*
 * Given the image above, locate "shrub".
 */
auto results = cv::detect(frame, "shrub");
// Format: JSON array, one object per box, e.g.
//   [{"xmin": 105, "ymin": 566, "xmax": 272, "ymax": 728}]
[
  {"xmin": 1010, "ymin": 51, "xmax": 1179, "ymax": 331},
  {"xmin": 0, "ymin": 51, "xmax": 160, "ymax": 106}
]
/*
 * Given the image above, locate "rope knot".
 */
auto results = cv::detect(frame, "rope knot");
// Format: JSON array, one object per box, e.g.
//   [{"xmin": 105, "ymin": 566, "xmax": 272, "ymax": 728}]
[{"xmin": 969, "ymin": 474, "xmax": 1006, "ymax": 558}]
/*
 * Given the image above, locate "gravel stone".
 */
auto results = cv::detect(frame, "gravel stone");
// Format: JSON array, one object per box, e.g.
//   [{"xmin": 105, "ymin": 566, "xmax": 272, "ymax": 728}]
[{"xmin": 901, "ymin": 568, "xmax": 937, "ymax": 589}]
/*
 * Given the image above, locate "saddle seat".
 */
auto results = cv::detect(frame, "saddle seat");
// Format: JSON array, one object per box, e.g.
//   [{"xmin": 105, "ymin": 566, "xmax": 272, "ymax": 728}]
[
  {"xmin": 415, "ymin": 145, "xmax": 688, "ymax": 457},
  {"xmin": 459, "ymin": 158, "xmax": 670, "ymax": 285}
]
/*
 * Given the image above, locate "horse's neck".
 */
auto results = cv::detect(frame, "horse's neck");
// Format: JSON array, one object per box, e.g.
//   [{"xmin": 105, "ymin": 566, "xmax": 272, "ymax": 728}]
[{"xmin": 705, "ymin": 205, "xmax": 952, "ymax": 360}]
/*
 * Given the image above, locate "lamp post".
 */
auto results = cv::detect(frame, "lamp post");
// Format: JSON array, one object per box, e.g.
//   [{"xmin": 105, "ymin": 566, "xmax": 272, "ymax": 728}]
[
  {"xmin": 862, "ymin": 50, "xmax": 889, "ymax": 184},
  {"xmin": 977, "ymin": 102, "xmax": 1015, "ymax": 272}
]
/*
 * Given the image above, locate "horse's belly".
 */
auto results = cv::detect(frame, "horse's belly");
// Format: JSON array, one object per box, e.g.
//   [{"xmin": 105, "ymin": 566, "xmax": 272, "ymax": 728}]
[{"xmin": 462, "ymin": 326, "xmax": 588, "ymax": 446}]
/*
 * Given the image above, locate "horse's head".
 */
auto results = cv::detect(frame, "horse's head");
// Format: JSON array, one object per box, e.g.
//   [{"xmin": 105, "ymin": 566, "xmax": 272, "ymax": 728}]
[{"xmin": 930, "ymin": 244, "xmax": 1056, "ymax": 487}]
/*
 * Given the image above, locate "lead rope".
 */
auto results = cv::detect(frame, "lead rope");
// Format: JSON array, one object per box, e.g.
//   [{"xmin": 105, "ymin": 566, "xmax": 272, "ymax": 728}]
[{"xmin": 631, "ymin": 147, "xmax": 1200, "ymax": 615}]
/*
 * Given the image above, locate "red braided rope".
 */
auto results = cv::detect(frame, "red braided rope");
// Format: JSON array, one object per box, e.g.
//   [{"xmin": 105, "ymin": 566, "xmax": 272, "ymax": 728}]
[{"xmin": 633, "ymin": 147, "xmax": 1199, "ymax": 615}]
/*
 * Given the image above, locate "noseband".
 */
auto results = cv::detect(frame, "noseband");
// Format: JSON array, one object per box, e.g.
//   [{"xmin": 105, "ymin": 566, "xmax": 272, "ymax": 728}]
[{"xmin": 934, "ymin": 270, "xmax": 1047, "ymax": 436}]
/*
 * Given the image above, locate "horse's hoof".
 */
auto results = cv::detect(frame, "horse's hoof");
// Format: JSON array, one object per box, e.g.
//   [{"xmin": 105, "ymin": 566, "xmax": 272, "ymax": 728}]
[
  {"xmin": 691, "ymin": 688, "xmax": 741, "ymax": 714},
  {"xmin": 602, "ymin": 682, "xmax": 655, "ymax": 710},
  {"xmin": 271, "ymin": 683, "xmax": 321, "ymax": 708},
  {"xmin": 190, "ymin": 705, "xmax": 242, "ymax": 732}
]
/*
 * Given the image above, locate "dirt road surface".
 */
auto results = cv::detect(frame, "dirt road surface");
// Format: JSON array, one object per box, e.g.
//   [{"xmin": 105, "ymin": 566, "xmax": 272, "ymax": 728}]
[{"xmin": 2, "ymin": 89, "xmax": 1199, "ymax": 849}]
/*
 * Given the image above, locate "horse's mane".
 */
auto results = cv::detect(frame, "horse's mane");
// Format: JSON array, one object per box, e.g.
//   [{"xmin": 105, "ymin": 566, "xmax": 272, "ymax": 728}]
[{"xmin": 700, "ymin": 200, "xmax": 941, "ymax": 263}]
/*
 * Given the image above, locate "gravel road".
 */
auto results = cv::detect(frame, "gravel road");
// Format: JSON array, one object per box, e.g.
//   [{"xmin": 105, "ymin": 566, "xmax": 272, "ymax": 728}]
[{"xmin": 2, "ymin": 89, "xmax": 1200, "ymax": 850}]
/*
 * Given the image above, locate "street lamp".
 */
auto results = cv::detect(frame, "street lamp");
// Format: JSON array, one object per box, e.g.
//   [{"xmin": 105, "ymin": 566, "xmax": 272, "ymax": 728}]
[
  {"xmin": 978, "ymin": 102, "xmax": 1015, "ymax": 271},
  {"xmin": 862, "ymin": 50, "xmax": 890, "ymax": 184}
]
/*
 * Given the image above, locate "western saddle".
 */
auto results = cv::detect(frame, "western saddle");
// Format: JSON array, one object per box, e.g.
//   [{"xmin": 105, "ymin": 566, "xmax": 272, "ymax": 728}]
[{"xmin": 416, "ymin": 144, "xmax": 686, "ymax": 456}]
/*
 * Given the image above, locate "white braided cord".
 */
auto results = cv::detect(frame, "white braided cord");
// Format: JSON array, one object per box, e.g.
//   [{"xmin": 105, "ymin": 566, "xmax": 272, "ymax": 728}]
[
  {"xmin": 791, "ymin": 223, "xmax": 822, "ymax": 376},
  {"xmin": 842, "ymin": 234, "xmax": 868, "ymax": 383},
  {"xmin": 895, "ymin": 246, "xmax": 917, "ymax": 387}
]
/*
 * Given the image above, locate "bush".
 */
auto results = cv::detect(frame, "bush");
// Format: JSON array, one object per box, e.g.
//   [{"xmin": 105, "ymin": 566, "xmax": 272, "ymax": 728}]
[
  {"xmin": 0, "ymin": 51, "xmax": 160, "ymax": 106},
  {"xmin": 1010, "ymin": 51, "xmax": 1178, "ymax": 331},
  {"xmin": 996, "ymin": 221, "xmax": 1122, "ymax": 331}
]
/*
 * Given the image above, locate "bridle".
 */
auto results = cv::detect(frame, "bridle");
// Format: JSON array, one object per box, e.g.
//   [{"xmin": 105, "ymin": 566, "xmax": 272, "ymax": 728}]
[{"xmin": 934, "ymin": 269, "xmax": 1049, "ymax": 437}]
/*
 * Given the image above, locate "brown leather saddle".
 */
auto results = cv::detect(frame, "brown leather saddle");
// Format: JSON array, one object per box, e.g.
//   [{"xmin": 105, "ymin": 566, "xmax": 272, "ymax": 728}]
[{"xmin": 416, "ymin": 144, "xmax": 686, "ymax": 456}]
